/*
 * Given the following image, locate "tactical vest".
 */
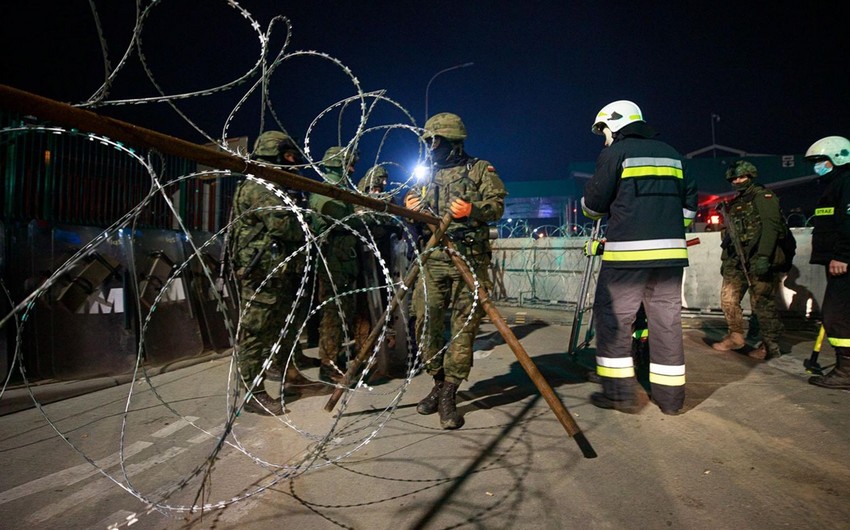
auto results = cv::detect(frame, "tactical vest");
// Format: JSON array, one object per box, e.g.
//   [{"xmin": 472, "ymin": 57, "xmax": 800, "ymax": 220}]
[{"xmin": 419, "ymin": 159, "xmax": 496, "ymax": 258}]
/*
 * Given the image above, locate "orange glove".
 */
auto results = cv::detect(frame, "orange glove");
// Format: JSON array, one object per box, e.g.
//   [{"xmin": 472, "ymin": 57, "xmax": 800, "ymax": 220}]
[
  {"xmin": 404, "ymin": 194, "xmax": 422, "ymax": 211},
  {"xmin": 450, "ymin": 198, "xmax": 472, "ymax": 219}
]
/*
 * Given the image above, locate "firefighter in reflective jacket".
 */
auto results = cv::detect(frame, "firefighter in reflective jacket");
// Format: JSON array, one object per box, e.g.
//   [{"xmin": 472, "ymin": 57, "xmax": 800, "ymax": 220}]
[
  {"xmin": 805, "ymin": 135, "xmax": 850, "ymax": 389},
  {"xmin": 581, "ymin": 100, "xmax": 698, "ymax": 416}
]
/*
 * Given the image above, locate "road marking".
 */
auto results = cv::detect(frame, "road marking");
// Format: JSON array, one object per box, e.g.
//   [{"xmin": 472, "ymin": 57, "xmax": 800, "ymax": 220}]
[
  {"xmin": 188, "ymin": 422, "xmax": 227, "ymax": 444},
  {"xmin": 0, "ymin": 441, "xmax": 152, "ymax": 505},
  {"xmin": 27, "ymin": 445, "xmax": 189, "ymax": 524},
  {"xmin": 150, "ymin": 416, "xmax": 199, "ymax": 438}
]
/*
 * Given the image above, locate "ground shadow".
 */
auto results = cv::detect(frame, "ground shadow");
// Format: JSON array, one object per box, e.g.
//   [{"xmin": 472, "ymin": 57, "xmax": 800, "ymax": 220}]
[
  {"xmin": 461, "ymin": 351, "xmax": 589, "ymax": 413},
  {"xmin": 473, "ymin": 321, "xmax": 549, "ymax": 352}
]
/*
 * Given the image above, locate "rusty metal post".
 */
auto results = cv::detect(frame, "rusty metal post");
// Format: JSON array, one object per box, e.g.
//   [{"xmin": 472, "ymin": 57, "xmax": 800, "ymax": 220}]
[{"xmin": 1, "ymin": 84, "xmax": 595, "ymax": 456}]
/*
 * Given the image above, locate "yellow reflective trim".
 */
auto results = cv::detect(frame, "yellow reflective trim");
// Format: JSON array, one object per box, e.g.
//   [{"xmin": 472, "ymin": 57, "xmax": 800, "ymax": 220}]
[
  {"xmin": 632, "ymin": 329, "xmax": 649, "ymax": 339},
  {"xmin": 621, "ymin": 166, "xmax": 684, "ymax": 179},
  {"xmin": 828, "ymin": 337, "xmax": 850, "ymax": 347},
  {"xmin": 815, "ymin": 207, "xmax": 835, "ymax": 216},
  {"xmin": 603, "ymin": 248, "xmax": 688, "ymax": 262},
  {"xmin": 649, "ymin": 373, "xmax": 686, "ymax": 387},
  {"xmin": 597, "ymin": 366, "xmax": 635, "ymax": 379},
  {"xmin": 684, "ymin": 218, "xmax": 694, "ymax": 227}
]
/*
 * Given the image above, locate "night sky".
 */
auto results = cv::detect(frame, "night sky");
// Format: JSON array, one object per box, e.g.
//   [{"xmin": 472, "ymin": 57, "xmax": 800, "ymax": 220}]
[{"xmin": 2, "ymin": 1, "xmax": 848, "ymax": 187}]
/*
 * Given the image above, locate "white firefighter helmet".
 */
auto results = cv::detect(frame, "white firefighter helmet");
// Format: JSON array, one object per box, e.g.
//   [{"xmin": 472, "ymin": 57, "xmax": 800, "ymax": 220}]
[
  {"xmin": 805, "ymin": 136, "xmax": 850, "ymax": 166},
  {"xmin": 592, "ymin": 100, "xmax": 644, "ymax": 135}
]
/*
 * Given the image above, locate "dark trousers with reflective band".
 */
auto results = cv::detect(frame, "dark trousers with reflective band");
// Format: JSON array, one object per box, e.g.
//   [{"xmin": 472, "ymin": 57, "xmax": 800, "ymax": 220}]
[
  {"xmin": 823, "ymin": 271, "xmax": 850, "ymax": 354},
  {"xmin": 594, "ymin": 266, "xmax": 686, "ymax": 411}
]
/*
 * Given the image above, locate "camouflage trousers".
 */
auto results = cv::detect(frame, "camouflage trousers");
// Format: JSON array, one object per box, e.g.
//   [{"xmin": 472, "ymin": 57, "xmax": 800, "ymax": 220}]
[
  {"xmin": 237, "ymin": 272, "xmax": 307, "ymax": 384},
  {"xmin": 719, "ymin": 263, "xmax": 784, "ymax": 342},
  {"xmin": 317, "ymin": 269, "xmax": 358, "ymax": 366},
  {"xmin": 412, "ymin": 255, "xmax": 491, "ymax": 385}
]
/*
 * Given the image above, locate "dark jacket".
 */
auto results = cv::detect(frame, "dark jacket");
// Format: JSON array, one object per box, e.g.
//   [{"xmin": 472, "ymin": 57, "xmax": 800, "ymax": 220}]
[
  {"xmin": 581, "ymin": 122, "xmax": 698, "ymax": 268},
  {"xmin": 721, "ymin": 182, "xmax": 785, "ymax": 266},
  {"xmin": 810, "ymin": 166, "xmax": 850, "ymax": 265}
]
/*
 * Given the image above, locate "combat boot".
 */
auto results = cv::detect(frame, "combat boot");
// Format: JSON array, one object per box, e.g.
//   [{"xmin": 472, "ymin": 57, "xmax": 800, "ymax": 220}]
[
  {"xmin": 748, "ymin": 340, "xmax": 781, "ymax": 360},
  {"xmin": 416, "ymin": 373, "xmax": 445, "ymax": 415},
  {"xmin": 712, "ymin": 332, "xmax": 745, "ymax": 351},
  {"xmin": 244, "ymin": 391, "xmax": 284, "ymax": 415},
  {"xmin": 809, "ymin": 350, "xmax": 850, "ymax": 390},
  {"xmin": 438, "ymin": 381, "xmax": 464, "ymax": 429}
]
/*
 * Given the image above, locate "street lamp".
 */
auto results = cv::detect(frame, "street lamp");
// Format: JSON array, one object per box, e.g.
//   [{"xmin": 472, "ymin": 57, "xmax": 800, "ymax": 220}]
[
  {"xmin": 424, "ymin": 62, "xmax": 474, "ymax": 122},
  {"xmin": 710, "ymin": 113, "xmax": 720, "ymax": 158}
]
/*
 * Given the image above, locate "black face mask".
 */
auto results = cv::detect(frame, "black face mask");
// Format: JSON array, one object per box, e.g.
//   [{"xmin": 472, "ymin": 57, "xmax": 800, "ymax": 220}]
[
  {"xmin": 431, "ymin": 139, "xmax": 466, "ymax": 168},
  {"xmin": 731, "ymin": 178, "xmax": 754, "ymax": 192}
]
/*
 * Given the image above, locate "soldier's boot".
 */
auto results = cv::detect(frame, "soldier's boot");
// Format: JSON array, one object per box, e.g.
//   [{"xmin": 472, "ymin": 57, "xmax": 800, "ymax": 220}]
[
  {"xmin": 283, "ymin": 365, "xmax": 333, "ymax": 398},
  {"xmin": 809, "ymin": 349, "xmax": 850, "ymax": 390},
  {"xmin": 243, "ymin": 391, "xmax": 284, "ymax": 416},
  {"xmin": 416, "ymin": 373, "xmax": 445, "ymax": 415},
  {"xmin": 320, "ymin": 362, "xmax": 344, "ymax": 383},
  {"xmin": 749, "ymin": 339, "xmax": 781, "ymax": 360},
  {"xmin": 438, "ymin": 381, "xmax": 464, "ymax": 430},
  {"xmin": 712, "ymin": 332, "xmax": 746, "ymax": 351}
]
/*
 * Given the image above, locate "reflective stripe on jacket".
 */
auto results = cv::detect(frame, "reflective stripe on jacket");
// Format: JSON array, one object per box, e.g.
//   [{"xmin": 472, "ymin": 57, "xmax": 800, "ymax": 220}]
[{"xmin": 582, "ymin": 132, "xmax": 698, "ymax": 268}]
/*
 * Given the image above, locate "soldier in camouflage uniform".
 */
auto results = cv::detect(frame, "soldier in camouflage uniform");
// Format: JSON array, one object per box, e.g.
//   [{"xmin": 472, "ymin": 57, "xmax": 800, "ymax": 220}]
[
  {"xmin": 309, "ymin": 146, "xmax": 362, "ymax": 382},
  {"xmin": 404, "ymin": 113, "xmax": 506, "ymax": 429},
  {"xmin": 231, "ymin": 131, "xmax": 315, "ymax": 415},
  {"xmin": 713, "ymin": 160, "xmax": 786, "ymax": 360}
]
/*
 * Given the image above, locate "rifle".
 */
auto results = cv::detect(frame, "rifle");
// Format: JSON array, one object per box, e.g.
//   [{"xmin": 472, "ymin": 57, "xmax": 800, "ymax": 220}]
[{"xmin": 717, "ymin": 202, "xmax": 752, "ymax": 287}]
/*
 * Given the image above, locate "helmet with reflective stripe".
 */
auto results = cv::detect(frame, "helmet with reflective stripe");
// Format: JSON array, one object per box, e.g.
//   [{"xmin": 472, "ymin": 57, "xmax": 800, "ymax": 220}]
[
  {"xmin": 725, "ymin": 160, "xmax": 758, "ymax": 181},
  {"xmin": 423, "ymin": 112, "xmax": 467, "ymax": 141},
  {"xmin": 592, "ymin": 100, "xmax": 644, "ymax": 135},
  {"xmin": 805, "ymin": 136, "xmax": 850, "ymax": 166}
]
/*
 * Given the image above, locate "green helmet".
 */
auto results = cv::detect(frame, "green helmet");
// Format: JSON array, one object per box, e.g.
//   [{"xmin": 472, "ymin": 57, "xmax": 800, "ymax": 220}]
[
  {"xmin": 725, "ymin": 160, "xmax": 758, "ymax": 181},
  {"xmin": 423, "ymin": 112, "xmax": 467, "ymax": 141},
  {"xmin": 253, "ymin": 131, "xmax": 294, "ymax": 158},
  {"xmin": 358, "ymin": 165, "xmax": 388, "ymax": 193},
  {"xmin": 321, "ymin": 146, "xmax": 359, "ymax": 169}
]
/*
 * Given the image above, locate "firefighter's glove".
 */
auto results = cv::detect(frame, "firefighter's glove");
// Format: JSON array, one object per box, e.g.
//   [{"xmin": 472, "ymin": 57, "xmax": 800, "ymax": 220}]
[
  {"xmin": 404, "ymin": 194, "xmax": 423, "ymax": 212},
  {"xmin": 750, "ymin": 255, "xmax": 771, "ymax": 276},
  {"xmin": 450, "ymin": 198, "xmax": 473, "ymax": 219},
  {"xmin": 584, "ymin": 239, "xmax": 604, "ymax": 257}
]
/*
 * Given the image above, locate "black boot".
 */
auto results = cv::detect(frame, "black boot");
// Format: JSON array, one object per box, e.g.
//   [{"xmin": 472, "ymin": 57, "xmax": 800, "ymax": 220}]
[
  {"xmin": 809, "ymin": 349, "xmax": 850, "ymax": 389},
  {"xmin": 416, "ymin": 374, "xmax": 444, "ymax": 415},
  {"xmin": 438, "ymin": 381, "xmax": 464, "ymax": 429}
]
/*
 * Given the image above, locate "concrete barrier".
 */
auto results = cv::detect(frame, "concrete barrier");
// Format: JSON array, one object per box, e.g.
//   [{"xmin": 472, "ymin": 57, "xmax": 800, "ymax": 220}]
[{"xmin": 491, "ymin": 227, "xmax": 823, "ymax": 316}]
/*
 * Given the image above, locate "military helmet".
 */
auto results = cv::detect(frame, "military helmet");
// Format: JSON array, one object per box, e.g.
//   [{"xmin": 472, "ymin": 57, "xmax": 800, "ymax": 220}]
[
  {"xmin": 358, "ymin": 165, "xmax": 388, "ymax": 193},
  {"xmin": 592, "ymin": 100, "xmax": 643, "ymax": 135},
  {"xmin": 805, "ymin": 136, "xmax": 850, "ymax": 166},
  {"xmin": 423, "ymin": 112, "xmax": 467, "ymax": 141},
  {"xmin": 253, "ymin": 130, "xmax": 294, "ymax": 158},
  {"xmin": 725, "ymin": 160, "xmax": 758, "ymax": 181},
  {"xmin": 322, "ymin": 146, "xmax": 359, "ymax": 168}
]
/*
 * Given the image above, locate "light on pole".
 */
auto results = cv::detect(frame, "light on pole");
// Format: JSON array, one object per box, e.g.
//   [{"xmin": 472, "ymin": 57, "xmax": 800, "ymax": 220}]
[
  {"xmin": 710, "ymin": 113, "xmax": 720, "ymax": 158},
  {"xmin": 424, "ymin": 62, "xmax": 474, "ymax": 122}
]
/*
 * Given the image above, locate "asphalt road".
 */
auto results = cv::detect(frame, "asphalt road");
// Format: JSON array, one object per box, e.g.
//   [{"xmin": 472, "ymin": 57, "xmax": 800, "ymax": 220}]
[{"xmin": 1, "ymin": 309, "xmax": 848, "ymax": 529}]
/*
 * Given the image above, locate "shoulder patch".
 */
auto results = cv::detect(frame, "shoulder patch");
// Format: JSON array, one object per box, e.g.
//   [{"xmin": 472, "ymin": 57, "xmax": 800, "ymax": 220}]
[
  {"xmin": 487, "ymin": 165, "xmax": 496, "ymax": 172},
  {"xmin": 764, "ymin": 193, "xmax": 773, "ymax": 198}
]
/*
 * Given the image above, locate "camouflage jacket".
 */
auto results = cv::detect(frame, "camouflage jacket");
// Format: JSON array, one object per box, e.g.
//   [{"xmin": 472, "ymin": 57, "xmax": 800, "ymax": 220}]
[
  {"xmin": 407, "ymin": 157, "xmax": 506, "ymax": 259},
  {"xmin": 721, "ymin": 183, "xmax": 784, "ymax": 264},
  {"xmin": 230, "ymin": 178, "xmax": 309, "ymax": 278},
  {"xmin": 309, "ymin": 189, "xmax": 360, "ymax": 278}
]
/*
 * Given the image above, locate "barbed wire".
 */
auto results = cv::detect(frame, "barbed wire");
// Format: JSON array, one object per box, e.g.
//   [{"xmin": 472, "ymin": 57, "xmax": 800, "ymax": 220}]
[{"xmin": 0, "ymin": 2, "xmax": 489, "ymax": 526}]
